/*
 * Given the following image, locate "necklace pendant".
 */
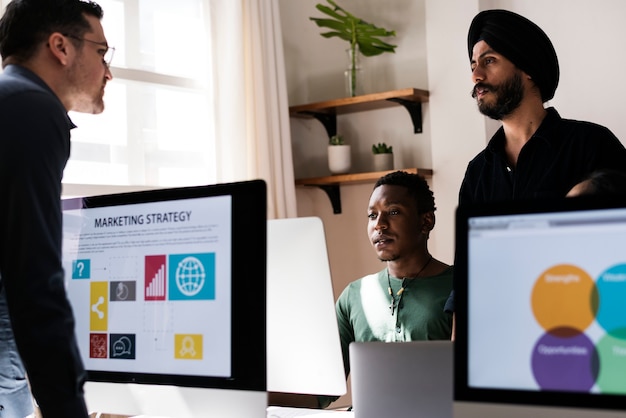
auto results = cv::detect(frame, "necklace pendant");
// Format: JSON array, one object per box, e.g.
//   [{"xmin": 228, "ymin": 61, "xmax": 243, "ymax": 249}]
[{"xmin": 389, "ymin": 301, "xmax": 395, "ymax": 315}]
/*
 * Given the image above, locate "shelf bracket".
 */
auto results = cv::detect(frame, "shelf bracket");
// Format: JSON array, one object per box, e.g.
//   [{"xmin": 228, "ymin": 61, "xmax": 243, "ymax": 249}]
[
  {"xmin": 318, "ymin": 185, "xmax": 342, "ymax": 214},
  {"xmin": 386, "ymin": 98, "xmax": 423, "ymax": 134},
  {"xmin": 300, "ymin": 111, "xmax": 337, "ymax": 138}
]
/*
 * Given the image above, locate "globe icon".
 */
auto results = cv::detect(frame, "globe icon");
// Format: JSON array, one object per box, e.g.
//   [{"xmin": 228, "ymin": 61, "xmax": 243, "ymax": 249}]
[{"xmin": 175, "ymin": 256, "xmax": 206, "ymax": 297}]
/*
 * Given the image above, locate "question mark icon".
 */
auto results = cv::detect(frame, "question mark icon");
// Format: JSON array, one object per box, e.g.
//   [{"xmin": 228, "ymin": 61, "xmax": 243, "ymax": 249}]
[{"xmin": 73, "ymin": 260, "xmax": 89, "ymax": 279}]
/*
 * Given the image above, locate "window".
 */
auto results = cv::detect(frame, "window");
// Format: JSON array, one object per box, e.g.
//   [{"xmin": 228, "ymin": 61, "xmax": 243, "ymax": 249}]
[{"xmin": 64, "ymin": 0, "xmax": 217, "ymax": 188}]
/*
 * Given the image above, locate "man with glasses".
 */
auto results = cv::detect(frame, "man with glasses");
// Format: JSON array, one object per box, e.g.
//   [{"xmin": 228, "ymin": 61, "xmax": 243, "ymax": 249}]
[{"xmin": 0, "ymin": 0, "xmax": 113, "ymax": 416}]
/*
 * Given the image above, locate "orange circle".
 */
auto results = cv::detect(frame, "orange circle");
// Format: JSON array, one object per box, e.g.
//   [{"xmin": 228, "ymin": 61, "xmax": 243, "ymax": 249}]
[{"xmin": 532, "ymin": 264, "xmax": 597, "ymax": 334}]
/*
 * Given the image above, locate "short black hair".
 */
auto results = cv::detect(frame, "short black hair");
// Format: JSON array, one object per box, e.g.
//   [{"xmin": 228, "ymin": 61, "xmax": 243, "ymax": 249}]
[
  {"xmin": 373, "ymin": 170, "xmax": 436, "ymax": 214},
  {"xmin": 0, "ymin": 0, "xmax": 104, "ymax": 63}
]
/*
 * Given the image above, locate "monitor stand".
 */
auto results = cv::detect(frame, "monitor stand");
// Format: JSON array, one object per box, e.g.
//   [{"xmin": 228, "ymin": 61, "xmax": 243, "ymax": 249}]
[{"xmin": 85, "ymin": 381, "xmax": 267, "ymax": 418}]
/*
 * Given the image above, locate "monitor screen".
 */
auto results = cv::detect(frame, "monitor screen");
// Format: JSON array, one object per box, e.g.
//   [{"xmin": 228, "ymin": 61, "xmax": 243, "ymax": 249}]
[
  {"xmin": 62, "ymin": 180, "xmax": 267, "ymax": 417},
  {"xmin": 266, "ymin": 217, "xmax": 346, "ymax": 397},
  {"xmin": 454, "ymin": 197, "xmax": 626, "ymax": 418}
]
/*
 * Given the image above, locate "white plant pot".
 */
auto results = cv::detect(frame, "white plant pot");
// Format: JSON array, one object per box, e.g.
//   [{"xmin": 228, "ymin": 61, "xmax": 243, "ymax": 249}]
[
  {"xmin": 328, "ymin": 145, "xmax": 351, "ymax": 174},
  {"xmin": 373, "ymin": 153, "xmax": 394, "ymax": 172}
]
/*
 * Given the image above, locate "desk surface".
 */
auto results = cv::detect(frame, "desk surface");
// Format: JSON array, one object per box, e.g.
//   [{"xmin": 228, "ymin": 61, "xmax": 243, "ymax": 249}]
[
  {"xmin": 267, "ymin": 406, "xmax": 353, "ymax": 417},
  {"xmin": 91, "ymin": 407, "xmax": 353, "ymax": 418}
]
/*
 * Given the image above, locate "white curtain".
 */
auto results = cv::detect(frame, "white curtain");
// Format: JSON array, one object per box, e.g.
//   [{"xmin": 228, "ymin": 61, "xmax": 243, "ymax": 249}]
[{"xmin": 209, "ymin": 0, "xmax": 297, "ymax": 219}]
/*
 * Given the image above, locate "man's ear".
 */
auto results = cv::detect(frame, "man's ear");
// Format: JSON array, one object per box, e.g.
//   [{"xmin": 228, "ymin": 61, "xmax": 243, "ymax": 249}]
[
  {"xmin": 422, "ymin": 211, "xmax": 435, "ymax": 234},
  {"xmin": 47, "ymin": 32, "xmax": 71, "ymax": 65}
]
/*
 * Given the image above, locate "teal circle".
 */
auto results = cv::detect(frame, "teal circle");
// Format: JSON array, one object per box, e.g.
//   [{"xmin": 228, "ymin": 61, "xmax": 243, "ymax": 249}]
[{"xmin": 596, "ymin": 264, "xmax": 626, "ymax": 339}]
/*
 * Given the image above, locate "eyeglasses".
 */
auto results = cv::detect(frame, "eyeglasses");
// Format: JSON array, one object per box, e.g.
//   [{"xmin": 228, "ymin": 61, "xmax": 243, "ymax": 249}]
[{"xmin": 65, "ymin": 34, "xmax": 115, "ymax": 68}]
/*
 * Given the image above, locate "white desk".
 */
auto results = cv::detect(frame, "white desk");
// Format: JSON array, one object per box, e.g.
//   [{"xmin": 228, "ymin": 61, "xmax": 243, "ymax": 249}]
[{"xmin": 267, "ymin": 406, "xmax": 354, "ymax": 418}]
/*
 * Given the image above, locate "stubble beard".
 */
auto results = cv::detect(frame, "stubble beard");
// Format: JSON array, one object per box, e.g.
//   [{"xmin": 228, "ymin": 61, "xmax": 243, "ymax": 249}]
[
  {"xmin": 75, "ymin": 87, "xmax": 105, "ymax": 114},
  {"xmin": 67, "ymin": 58, "xmax": 106, "ymax": 114},
  {"xmin": 472, "ymin": 71, "xmax": 524, "ymax": 120},
  {"xmin": 378, "ymin": 254, "xmax": 399, "ymax": 263}
]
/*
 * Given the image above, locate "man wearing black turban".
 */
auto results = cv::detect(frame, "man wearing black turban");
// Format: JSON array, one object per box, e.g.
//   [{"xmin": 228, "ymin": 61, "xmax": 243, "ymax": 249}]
[
  {"xmin": 459, "ymin": 9, "xmax": 626, "ymax": 204},
  {"xmin": 446, "ymin": 9, "xmax": 626, "ymax": 339}
]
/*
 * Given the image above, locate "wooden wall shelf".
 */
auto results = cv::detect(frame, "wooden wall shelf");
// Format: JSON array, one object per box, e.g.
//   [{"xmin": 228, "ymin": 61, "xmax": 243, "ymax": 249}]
[
  {"xmin": 295, "ymin": 167, "xmax": 433, "ymax": 214},
  {"xmin": 289, "ymin": 88, "xmax": 429, "ymax": 137}
]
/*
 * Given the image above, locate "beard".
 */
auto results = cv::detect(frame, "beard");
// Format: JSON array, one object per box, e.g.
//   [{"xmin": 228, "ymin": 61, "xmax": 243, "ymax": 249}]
[
  {"xmin": 471, "ymin": 71, "xmax": 524, "ymax": 120},
  {"xmin": 67, "ymin": 57, "xmax": 106, "ymax": 114},
  {"xmin": 379, "ymin": 255, "xmax": 398, "ymax": 262}
]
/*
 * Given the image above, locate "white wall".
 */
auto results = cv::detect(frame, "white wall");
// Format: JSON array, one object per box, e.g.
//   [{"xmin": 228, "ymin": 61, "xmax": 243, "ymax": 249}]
[
  {"xmin": 279, "ymin": 0, "xmax": 626, "ymax": 305},
  {"xmin": 279, "ymin": 0, "xmax": 434, "ymax": 302},
  {"xmin": 283, "ymin": 0, "xmax": 431, "ymax": 180},
  {"xmin": 425, "ymin": 0, "xmax": 488, "ymax": 269},
  {"xmin": 486, "ymin": 0, "xmax": 626, "ymax": 143}
]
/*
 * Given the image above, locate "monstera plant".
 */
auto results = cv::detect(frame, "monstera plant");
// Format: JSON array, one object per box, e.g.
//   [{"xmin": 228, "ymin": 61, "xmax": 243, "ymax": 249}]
[{"xmin": 310, "ymin": 0, "xmax": 397, "ymax": 96}]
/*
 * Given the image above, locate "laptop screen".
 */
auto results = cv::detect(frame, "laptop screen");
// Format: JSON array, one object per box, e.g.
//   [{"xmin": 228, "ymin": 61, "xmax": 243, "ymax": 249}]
[{"xmin": 454, "ymin": 197, "xmax": 626, "ymax": 416}]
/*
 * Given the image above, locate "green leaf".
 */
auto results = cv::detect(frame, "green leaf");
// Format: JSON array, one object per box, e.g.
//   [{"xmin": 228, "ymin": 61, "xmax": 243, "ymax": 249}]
[
  {"xmin": 314, "ymin": 4, "xmax": 346, "ymax": 21},
  {"xmin": 311, "ymin": 18, "xmax": 349, "ymax": 32},
  {"xmin": 310, "ymin": 0, "xmax": 396, "ymax": 58},
  {"xmin": 372, "ymin": 142, "xmax": 392, "ymax": 154},
  {"xmin": 357, "ymin": 27, "xmax": 395, "ymax": 38},
  {"xmin": 330, "ymin": 134, "xmax": 345, "ymax": 145},
  {"xmin": 321, "ymin": 32, "xmax": 352, "ymax": 42},
  {"xmin": 359, "ymin": 43, "xmax": 395, "ymax": 57}
]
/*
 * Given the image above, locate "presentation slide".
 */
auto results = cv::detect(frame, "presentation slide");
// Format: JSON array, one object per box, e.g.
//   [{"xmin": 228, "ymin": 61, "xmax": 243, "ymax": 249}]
[
  {"xmin": 62, "ymin": 195, "xmax": 232, "ymax": 378},
  {"xmin": 468, "ymin": 211, "xmax": 626, "ymax": 395}
]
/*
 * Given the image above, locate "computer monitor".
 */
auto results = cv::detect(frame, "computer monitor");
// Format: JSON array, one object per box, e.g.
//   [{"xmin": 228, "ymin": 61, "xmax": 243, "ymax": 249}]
[
  {"xmin": 267, "ymin": 217, "xmax": 346, "ymax": 397},
  {"xmin": 62, "ymin": 180, "xmax": 267, "ymax": 418},
  {"xmin": 454, "ymin": 197, "xmax": 626, "ymax": 418}
]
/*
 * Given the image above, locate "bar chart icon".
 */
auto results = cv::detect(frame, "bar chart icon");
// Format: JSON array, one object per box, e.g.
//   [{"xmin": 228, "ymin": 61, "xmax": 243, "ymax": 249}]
[{"xmin": 145, "ymin": 255, "xmax": 167, "ymax": 301}]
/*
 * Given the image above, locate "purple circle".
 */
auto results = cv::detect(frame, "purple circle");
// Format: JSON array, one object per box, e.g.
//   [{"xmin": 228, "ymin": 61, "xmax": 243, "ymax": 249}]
[{"xmin": 531, "ymin": 330, "xmax": 598, "ymax": 391}]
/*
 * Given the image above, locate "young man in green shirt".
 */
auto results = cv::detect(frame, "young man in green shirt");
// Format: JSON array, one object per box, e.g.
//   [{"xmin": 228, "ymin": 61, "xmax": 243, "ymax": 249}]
[{"xmin": 335, "ymin": 171, "xmax": 453, "ymax": 382}]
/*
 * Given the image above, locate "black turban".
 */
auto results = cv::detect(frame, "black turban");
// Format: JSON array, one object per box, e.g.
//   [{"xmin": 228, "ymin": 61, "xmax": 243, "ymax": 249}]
[{"xmin": 467, "ymin": 9, "xmax": 559, "ymax": 102}]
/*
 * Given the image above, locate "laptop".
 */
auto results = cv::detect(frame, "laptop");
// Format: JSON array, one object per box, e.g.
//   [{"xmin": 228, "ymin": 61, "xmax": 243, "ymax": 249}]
[{"xmin": 350, "ymin": 341, "xmax": 453, "ymax": 418}]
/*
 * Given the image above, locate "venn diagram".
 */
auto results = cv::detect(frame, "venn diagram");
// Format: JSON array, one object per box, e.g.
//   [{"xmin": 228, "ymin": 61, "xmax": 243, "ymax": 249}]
[{"xmin": 531, "ymin": 263, "xmax": 626, "ymax": 394}]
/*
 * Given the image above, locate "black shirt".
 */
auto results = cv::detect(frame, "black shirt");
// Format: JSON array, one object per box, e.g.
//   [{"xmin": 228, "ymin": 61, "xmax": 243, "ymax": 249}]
[
  {"xmin": 459, "ymin": 107, "xmax": 626, "ymax": 205},
  {"xmin": 0, "ymin": 65, "xmax": 88, "ymax": 417},
  {"xmin": 450, "ymin": 107, "xmax": 626, "ymax": 315}
]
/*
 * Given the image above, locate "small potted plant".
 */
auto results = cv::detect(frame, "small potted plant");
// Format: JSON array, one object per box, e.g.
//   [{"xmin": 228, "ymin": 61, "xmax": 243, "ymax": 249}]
[
  {"xmin": 328, "ymin": 134, "xmax": 351, "ymax": 174},
  {"xmin": 372, "ymin": 142, "xmax": 394, "ymax": 172}
]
